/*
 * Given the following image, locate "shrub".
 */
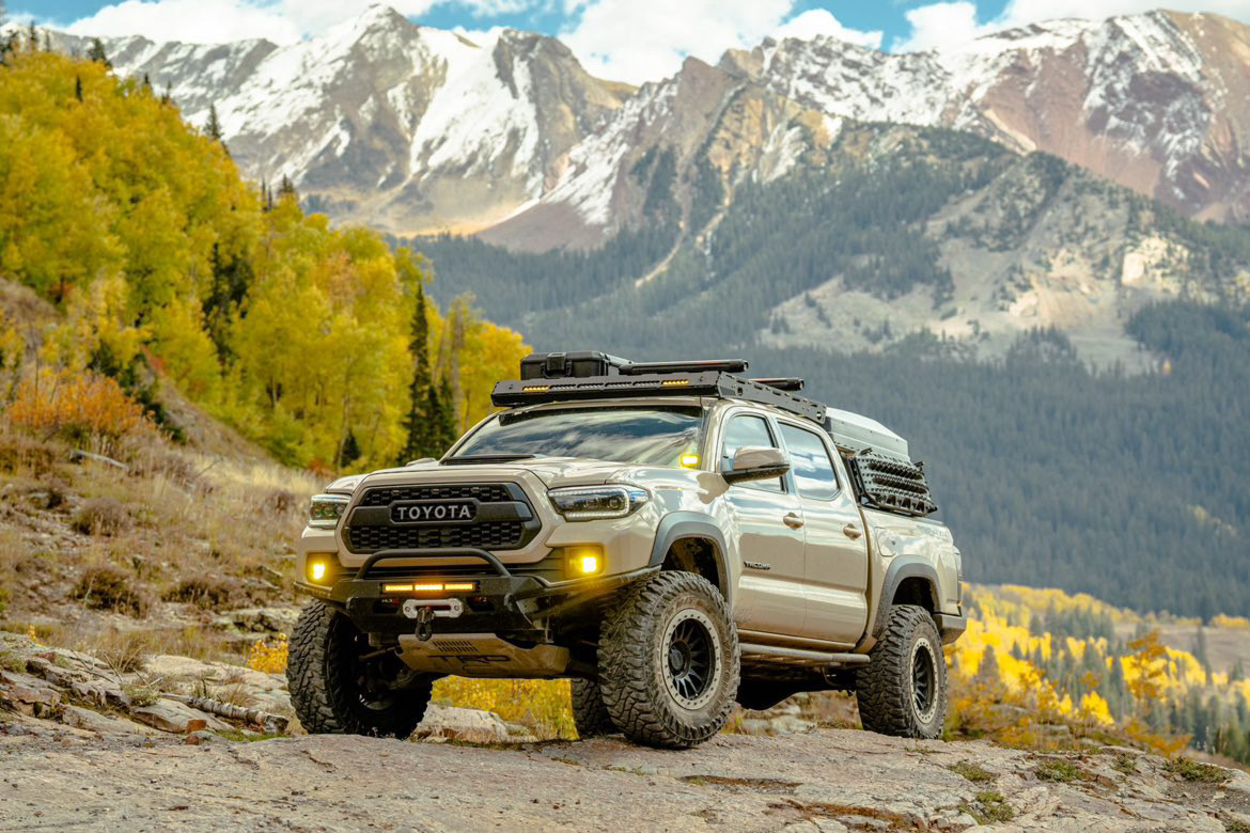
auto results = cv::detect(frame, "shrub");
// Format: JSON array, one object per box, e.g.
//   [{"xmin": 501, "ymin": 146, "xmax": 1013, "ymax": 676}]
[
  {"xmin": 71, "ymin": 497, "xmax": 130, "ymax": 536},
  {"xmin": 262, "ymin": 489, "xmax": 297, "ymax": 516},
  {"xmin": 93, "ymin": 630, "xmax": 153, "ymax": 674},
  {"xmin": 8, "ymin": 369, "xmax": 151, "ymax": 451},
  {"xmin": 1034, "ymin": 759, "xmax": 1086, "ymax": 783},
  {"xmin": 71, "ymin": 565, "xmax": 149, "ymax": 616},
  {"xmin": 164, "ymin": 575, "xmax": 238, "ymax": 610},
  {"xmin": 247, "ymin": 634, "xmax": 288, "ymax": 674},
  {"xmin": 1163, "ymin": 757, "xmax": 1231, "ymax": 784}
]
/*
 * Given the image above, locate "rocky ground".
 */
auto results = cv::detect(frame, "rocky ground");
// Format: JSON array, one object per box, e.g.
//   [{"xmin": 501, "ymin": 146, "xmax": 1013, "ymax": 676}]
[{"xmin": 2, "ymin": 634, "xmax": 1248, "ymax": 832}]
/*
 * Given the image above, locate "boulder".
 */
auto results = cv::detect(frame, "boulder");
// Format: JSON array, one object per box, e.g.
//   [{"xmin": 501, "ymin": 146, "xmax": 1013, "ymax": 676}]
[
  {"xmin": 413, "ymin": 704, "xmax": 536, "ymax": 745},
  {"xmin": 62, "ymin": 705, "xmax": 156, "ymax": 736}
]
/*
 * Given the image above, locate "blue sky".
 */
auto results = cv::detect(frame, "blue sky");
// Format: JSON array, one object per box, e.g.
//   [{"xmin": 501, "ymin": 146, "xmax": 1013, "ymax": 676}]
[{"xmin": 13, "ymin": 0, "xmax": 1250, "ymax": 83}]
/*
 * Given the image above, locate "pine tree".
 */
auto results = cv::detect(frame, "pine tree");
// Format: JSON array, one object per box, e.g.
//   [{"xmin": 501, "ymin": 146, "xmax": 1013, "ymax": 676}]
[
  {"xmin": 74, "ymin": 74, "xmax": 82, "ymax": 103},
  {"xmin": 142, "ymin": 72, "xmax": 152, "ymax": 92},
  {"xmin": 399, "ymin": 286, "xmax": 437, "ymax": 463},
  {"xmin": 86, "ymin": 38, "xmax": 111, "ymax": 68},
  {"xmin": 277, "ymin": 174, "xmax": 297, "ymax": 203},
  {"xmin": 432, "ymin": 376, "xmax": 458, "ymax": 453},
  {"xmin": 26, "ymin": 22, "xmax": 36, "ymax": 52},
  {"xmin": 160, "ymin": 83, "xmax": 172, "ymax": 106},
  {"xmin": 204, "ymin": 104, "xmax": 229, "ymax": 156},
  {"xmin": 42, "ymin": 32, "xmax": 51, "ymax": 52}
]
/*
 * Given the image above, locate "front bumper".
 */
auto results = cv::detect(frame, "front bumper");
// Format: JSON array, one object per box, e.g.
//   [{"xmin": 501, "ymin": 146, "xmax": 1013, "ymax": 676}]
[{"xmin": 297, "ymin": 548, "xmax": 657, "ymax": 640}]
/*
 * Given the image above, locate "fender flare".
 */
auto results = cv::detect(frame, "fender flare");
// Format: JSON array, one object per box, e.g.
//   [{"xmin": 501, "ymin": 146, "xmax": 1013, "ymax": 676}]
[
  {"xmin": 648, "ymin": 513, "xmax": 733, "ymax": 606},
  {"xmin": 871, "ymin": 556, "xmax": 942, "ymax": 640}
]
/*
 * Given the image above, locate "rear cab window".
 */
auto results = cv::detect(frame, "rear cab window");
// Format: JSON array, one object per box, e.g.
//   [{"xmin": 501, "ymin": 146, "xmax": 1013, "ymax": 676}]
[{"xmin": 779, "ymin": 422, "xmax": 839, "ymax": 501}]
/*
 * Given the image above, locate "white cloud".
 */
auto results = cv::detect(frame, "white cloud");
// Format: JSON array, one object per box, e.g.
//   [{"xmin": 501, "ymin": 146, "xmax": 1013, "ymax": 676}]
[
  {"xmin": 52, "ymin": 0, "xmax": 536, "ymax": 45},
  {"xmin": 771, "ymin": 9, "xmax": 882, "ymax": 49},
  {"xmin": 894, "ymin": 0, "xmax": 1250, "ymax": 53},
  {"xmin": 998, "ymin": 0, "xmax": 1250, "ymax": 28},
  {"xmin": 892, "ymin": 2, "xmax": 991, "ymax": 53},
  {"xmin": 561, "ymin": 0, "xmax": 880, "ymax": 85}
]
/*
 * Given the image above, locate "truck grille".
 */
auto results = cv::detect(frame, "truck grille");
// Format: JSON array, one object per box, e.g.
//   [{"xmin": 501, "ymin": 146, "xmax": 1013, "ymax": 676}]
[
  {"xmin": 357, "ymin": 484, "xmax": 512, "ymax": 506},
  {"xmin": 342, "ymin": 482, "xmax": 539, "ymax": 555},
  {"xmin": 346, "ymin": 522, "xmax": 526, "ymax": 553}
]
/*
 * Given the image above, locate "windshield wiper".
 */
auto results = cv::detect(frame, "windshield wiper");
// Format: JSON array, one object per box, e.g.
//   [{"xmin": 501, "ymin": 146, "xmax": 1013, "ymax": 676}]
[{"xmin": 441, "ymin": 453, "xmax": 539, "ymax": 466}]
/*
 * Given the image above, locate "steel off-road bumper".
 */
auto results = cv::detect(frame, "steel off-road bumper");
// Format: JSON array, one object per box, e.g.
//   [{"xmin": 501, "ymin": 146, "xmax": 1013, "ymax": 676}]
[{"xmin": 295, "ymin": 547, "xmax": 656, "ymax": 644}]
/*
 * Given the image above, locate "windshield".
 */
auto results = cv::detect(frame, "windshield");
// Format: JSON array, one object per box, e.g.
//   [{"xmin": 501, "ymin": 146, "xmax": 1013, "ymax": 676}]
[{"xmin": 452, "ymin": 406, "xmax": 702, "ymax": 466}]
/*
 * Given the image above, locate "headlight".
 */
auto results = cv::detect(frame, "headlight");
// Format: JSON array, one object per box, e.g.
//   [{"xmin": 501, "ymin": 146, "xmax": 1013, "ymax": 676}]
[
  {"xmin": 308, "ymin": 494, "xmax": 351, "ymax": 529},
  {"xmin": 547, "ymin": 485, "xmax": 650, "ymax": 520}
]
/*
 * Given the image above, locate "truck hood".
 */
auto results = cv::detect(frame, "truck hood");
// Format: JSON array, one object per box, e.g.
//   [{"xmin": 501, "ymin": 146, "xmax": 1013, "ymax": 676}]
[{"xmin": 355, "ymin": 457, "xmax": 633, "ymax": 489}]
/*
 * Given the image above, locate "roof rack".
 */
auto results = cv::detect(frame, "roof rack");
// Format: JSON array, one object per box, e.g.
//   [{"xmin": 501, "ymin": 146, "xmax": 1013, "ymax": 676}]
[{"xmin": 494, "ymin": 352, "xmax": 827, "ymax": 425}]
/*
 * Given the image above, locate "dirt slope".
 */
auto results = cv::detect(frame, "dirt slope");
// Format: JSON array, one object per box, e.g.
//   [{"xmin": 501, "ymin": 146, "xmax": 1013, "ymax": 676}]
[{"xmin": 2, "ymin": 717, "xmax": 1247, "ymax": 832}]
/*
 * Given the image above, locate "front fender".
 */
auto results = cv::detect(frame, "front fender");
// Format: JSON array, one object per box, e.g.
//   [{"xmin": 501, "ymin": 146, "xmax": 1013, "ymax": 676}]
[{"xmin": 648, "ymin": 512, "xmax": 733, "ymax": 607}]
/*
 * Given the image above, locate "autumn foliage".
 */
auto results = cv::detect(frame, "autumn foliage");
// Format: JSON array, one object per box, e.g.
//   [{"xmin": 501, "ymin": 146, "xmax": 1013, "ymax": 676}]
[
  {"xmin": 8, "ymin": 369, "xmax": 150, "ymax": 450},
  {"xmin": 0, "ymin": 49, "xmax": 528, "ymax": 470}
]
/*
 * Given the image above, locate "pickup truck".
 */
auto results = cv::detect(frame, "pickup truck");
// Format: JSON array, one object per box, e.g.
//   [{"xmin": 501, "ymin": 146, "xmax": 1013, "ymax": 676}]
[{"xmin": 288, "ymin": 352, "xmax": 966, "ymax": 748}]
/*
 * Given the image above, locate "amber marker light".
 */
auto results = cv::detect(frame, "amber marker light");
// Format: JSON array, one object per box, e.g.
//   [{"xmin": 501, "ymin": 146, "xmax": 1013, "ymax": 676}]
[
  {"xmin": 443, "ymin": 582, "xmax": 478, "ymax": 592},
  {"xmin": 307, "ymin": 558, "xmax": 330, "ymax": 583},
  {"xmin": 563, "ymin": 546, "xmax": 605, "ymax": 578}
]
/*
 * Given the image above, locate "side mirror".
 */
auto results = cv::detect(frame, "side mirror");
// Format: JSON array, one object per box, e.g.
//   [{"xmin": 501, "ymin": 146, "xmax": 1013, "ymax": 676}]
[{"xmin": 722, "ymin": 446, "xmax": 790, "ymax": 485}]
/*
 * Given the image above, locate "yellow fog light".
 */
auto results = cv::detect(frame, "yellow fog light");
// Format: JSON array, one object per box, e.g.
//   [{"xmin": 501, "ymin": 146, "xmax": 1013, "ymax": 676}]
[
  {"xmin": 564, "ymin": 546, "xmax": 604, "ymax": 578},
  {"xmin": 307, "ymin": 558, "xmax": 330, "ymax": 583},
  {"xmin": 680, "ymin": 453, "xmax": 700, "ymax": 469}
]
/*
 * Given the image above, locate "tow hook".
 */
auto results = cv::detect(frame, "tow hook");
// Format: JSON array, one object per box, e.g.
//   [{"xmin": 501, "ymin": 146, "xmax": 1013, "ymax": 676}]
[{"xmin": 401, "ymin": 598, "xmax": 464, "ymax": 642}]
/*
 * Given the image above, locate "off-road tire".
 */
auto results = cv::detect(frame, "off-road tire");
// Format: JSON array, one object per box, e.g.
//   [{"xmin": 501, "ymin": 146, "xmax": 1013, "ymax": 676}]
[
  {"xmin": 288, "ymin": 600, "xmax": 433, "ymax": 738},
  {"xmin": 571, "ymin": 678, "xmax": 617, "ymax": 738},
  {"xmin": 599, "ymin": 572, "xmax": 739, "ymax": 749},
  {"xmin": 855, "ymin": 604, "xmax": 947, "ymax": 739}
]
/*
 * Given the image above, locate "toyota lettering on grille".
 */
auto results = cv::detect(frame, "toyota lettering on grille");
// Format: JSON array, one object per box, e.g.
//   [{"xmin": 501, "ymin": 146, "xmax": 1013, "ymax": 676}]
[{"xmin": 390, "ymin": 501, "xmax": 477, "ymax": 524}]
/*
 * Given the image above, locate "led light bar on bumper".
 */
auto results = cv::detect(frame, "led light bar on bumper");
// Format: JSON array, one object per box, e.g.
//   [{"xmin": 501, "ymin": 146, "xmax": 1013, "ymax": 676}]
[
  {"xmin": 547, "ymin": 485, "xmax": 649, "ymax": 520},
  {"xmin": 308, "ymin": 494, "xmax": 351, "ymax": 528}
]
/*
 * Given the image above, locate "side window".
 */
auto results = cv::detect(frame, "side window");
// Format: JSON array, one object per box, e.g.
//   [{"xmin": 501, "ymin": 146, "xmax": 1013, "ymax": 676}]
[
  {"xmin": 720, "ymin": 415, "xmax": 783, "ymax": 493},
  {"xmin": 779, "ymin": 424, "xmax": 839, "ymax": 501}
]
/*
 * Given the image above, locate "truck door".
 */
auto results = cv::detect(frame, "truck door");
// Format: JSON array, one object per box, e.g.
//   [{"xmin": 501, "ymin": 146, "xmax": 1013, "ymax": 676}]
[
  {"xmin": 718, "ymin": 413, "xmax": 807, "ymax": 636},
  {"xmin": 777, "ymin": 422, "xmax": 870, "ymax": 646}
]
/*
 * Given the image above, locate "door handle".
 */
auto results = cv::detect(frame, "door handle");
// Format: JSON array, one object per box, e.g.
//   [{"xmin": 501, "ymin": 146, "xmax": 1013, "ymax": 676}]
[
  {"xmin": 843, "ymin": 524, "xmax": 862, "ymax": 540},
  {"xmin": 783, "ymin": 513, "xmax": 804, "ymax": 529}
]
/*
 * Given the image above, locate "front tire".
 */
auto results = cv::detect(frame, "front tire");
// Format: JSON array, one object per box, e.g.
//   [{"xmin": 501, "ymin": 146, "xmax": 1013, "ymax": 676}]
[
  {"xmin": 288, "ymin": 600, "xmax": 433, "ymax": 738},
  {"xmin": 599, "ymin": 572, "xmax": 739, "ymax": 749},
  {"xmin": 855, "ymin": 604, "xmax": 947, "ymax": 739}
]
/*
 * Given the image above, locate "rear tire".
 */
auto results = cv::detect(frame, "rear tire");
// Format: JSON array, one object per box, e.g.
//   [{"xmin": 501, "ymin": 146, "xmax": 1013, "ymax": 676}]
[
  {"xmin": 855, "ymin": 604, "xmax": 947, "ymax": 739},
  {"xmin": 571, "ymin": 678, "xmax": 617, "ymax": 738},
  {"xmin": 599, "ymin": 572, "xmax": 739, "ymax": 749},
  {"xmin": 288, "ymin": 600, "xmax": 433, "ymax": 738}
]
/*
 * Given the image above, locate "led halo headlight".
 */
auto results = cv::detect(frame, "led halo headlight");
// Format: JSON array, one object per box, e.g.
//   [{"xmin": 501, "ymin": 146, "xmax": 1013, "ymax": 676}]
[
  {"xmin": 308, "ymin": 493, "xmax": 351, "ymax": 529},
  {"xmin": 548, "ymin": 485, "xmax": 650, "ymax": 520}
]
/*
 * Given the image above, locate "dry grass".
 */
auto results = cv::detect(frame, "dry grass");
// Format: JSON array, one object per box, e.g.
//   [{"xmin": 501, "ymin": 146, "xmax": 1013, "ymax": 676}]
[
  {"xmin": 71, "ymin": 565, "xmax": 151, "ymax": 617},
  {"xmin": 0, "ymin": 409, "xmax": 320, "ymax": 666},
  {"xmin": 71, "ymin": 497, "xmax": 131, "ymax": 535}
]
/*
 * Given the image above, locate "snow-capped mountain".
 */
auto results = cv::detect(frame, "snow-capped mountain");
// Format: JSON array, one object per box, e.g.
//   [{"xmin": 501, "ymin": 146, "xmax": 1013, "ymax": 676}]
[
  {"xmin": 725, "ymin": 10, "xmax": 1250, "ymax": 224},
  {"xmin": 498, "ymin": 9, "xmax": 1250, "ymax": 246},
  {"xmin": 49, "ymin": 6, "xmax": 631, "ymax": 235},
  {"xmin": 36, "ymin": 6, "xmax": 1250, "ymax": 240}
]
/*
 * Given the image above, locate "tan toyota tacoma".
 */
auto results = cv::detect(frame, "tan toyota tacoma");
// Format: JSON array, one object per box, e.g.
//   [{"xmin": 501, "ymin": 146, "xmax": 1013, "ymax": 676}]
[{"xmin": 288, "ymin": 353, "xmax": 965, "ymax": 748}]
